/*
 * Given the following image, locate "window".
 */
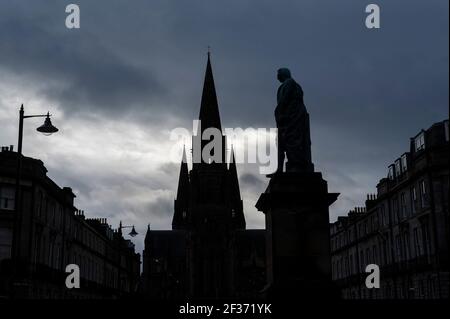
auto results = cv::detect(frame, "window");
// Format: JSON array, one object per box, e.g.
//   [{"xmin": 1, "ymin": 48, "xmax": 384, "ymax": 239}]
[
  {"xmin": 400, "ymin": 192, "xmax": 407, "ymax": 219},
  {"xmin": 0, "ymin": 186, "xmax": 15, "ymax": 210},
  {"xmin": 419, "ymin": 180, "xmax": 428, "ymax": 208},
  {"xmin": 401, "ymin": 154, "xmax": 408, "ymax": 172},
  {"xmin": 411, "ymin": 186, "xmax": 417, "ymax": 214},
  {"xmin": 415, "ymin": 132, "xmax": 425, "ymax": 152},
  {"xmin": 413, "ymin": 228, "xmax": 421, "ymax": 257},
  {"xmin": 393, "ymin": 197, "xmax": 399, "ymax": 222},
  {"xmin": 404, "ymin": 232, "xmax": 411, "ymax": 260},
  {"xmin": 380, "ymin": 205, "xmax": 387, "ymax": 226},
  {"xmin": 388, "ymin": 165, "xmax": 395, "ymax": 180},
  {"xmin": 345, "ymin": 256, "xmax": 349, "ymax": 277},
  {"xmin": 396, "ymin": 235, "xmax": 402, "ymax": 261},
  {"xmin": 421, "ymin": 222, "xmax": 430, "ymax": 256},
  {"xmin": 349, "ymin": 254, "xmax": 353, "ymax": 274},
  {"xmin": 0, "ymin": 228, "xmax": 13, "ymax": 261},
  {"xmin": 395, "ymin": 159, "xmax": 402, "ymax": 177}
]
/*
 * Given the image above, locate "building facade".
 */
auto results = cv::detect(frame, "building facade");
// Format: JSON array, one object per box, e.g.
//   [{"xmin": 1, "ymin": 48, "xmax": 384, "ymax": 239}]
[
  {"xmin": 330, "ymin": 119, "xmax": 449, "ymax": 299},
  {"xmin": 141, "ymin": 55, "xmax": 266, "ymax": 299},
  {"xmin": 0, "ymin": 148, "xmax": 140, "ymax": 298}
]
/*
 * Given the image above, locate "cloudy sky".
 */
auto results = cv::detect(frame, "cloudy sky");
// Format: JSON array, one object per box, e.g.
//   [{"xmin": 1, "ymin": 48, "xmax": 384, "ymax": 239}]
[{"xmin": 0, "ymin": 0, "xmax": 448, "ymax": 254}]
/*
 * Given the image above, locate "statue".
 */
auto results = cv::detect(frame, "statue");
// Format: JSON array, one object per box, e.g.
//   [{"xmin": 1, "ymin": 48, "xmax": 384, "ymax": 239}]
[{"xmin": 270, "ymin": 68, "xmax": 313, "ymax": 175}]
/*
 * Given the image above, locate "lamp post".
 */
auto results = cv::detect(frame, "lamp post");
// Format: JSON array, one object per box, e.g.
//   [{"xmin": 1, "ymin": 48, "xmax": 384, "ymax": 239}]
[
  {"xmin": 118, "ymin": 221, "xmax": 139, "ymax": 237},
  {"xmin": 116, "ymin": 221, "xmax": 138, "ymax": 296},
  {"xmin": 11, "ymin": 104, "xmax": 58, "ymax": 296}
]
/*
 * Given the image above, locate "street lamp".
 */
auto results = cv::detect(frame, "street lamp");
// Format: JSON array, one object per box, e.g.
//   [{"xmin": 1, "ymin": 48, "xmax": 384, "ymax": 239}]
[
  {"xmin": 36, "ymin": 112, "xmax": 59, "ymax": 136},
  {"xmin": 119, "ymin": 221, "xmax": 139, "ymax": 237},
  {"xmin": 117, "ymin": 221, "xmax": 138, "ymax": 295},
  {"xmin": 11, "ymin": 104, "xmax": 59, "ymax": 295}
]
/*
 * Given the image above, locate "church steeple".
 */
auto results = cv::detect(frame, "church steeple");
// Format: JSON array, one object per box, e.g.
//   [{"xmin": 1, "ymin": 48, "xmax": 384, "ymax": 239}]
[
  {"xmin": 198, "ymin": 52, "xmax": 222, "ymax": 132},
  {"xmin": 176, "ymin": 146, "xmax": 189, "ymax": 198},
  {"xmin": 229, "ymin": 146, "xmax": 241, "ymax": 197},
  {"xmin": 173, "ymin": 146, "xmax": 189, "ymax": 229}
]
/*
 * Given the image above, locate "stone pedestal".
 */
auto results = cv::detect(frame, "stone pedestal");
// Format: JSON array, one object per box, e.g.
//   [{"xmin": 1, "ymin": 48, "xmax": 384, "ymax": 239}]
[{"xmin": 256, "ymin": 172, "xmax": 339, "ymax": 299}]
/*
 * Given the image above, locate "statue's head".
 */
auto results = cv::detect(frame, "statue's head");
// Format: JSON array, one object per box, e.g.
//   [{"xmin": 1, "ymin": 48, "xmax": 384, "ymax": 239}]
[{"xmin": 277, "ymin": 68, "xmax": 291, "ymax": 83}]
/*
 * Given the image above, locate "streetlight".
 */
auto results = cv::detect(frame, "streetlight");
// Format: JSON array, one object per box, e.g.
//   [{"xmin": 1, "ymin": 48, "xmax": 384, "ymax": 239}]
[
  {"xmin": 11, "ymin": 104, "xmax": 58, "ymax": 295},
  {"xmin": 118, "ymin": 221, "xmax": 139, "ymax": 237},
  {"xmin": 116, "ymin": 221, "xmax": 138, "ymax": 295}
]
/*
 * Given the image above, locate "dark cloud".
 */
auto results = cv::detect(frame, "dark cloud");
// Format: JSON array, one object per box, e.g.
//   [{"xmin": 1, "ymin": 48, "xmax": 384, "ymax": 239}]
[
  {"xmin": 0, "ymin": 0, "xmax": 448, "ymax": 238},
  {"xmin": 0, "ymin": 2, "xmax": 166, "ymax": 119}
]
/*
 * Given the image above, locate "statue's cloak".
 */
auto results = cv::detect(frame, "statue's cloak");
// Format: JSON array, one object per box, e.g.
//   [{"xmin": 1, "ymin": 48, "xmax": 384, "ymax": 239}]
[{"xmin": 275, "ymin": 78, "xmax": 312, "ymax": 166}]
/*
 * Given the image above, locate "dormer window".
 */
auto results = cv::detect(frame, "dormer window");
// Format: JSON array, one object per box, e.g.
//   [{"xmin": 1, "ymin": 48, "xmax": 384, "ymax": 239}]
[
  {"xmin": 388, "ymin": 165, "xmax": 395, "ymax": 180},
  {"xmin": 401, "ymin": 154, "xmax": 408, "ymax": 172},
  {"xmin": 395, "ymin": 159, "xmax": 402, "ymax": 177},
  {"xmin": 415, "ymin": 132, "xmax": 425, "ymax": 152}
]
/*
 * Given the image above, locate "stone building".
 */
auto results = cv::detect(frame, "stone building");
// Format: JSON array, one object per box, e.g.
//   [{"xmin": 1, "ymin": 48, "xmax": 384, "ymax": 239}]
[
  {"xmin": 141, "ymin": 55, "xmax": 266, "ymax": 299},
  {"xmin": 330, "ymin": 119, "xmax": 449, "ymax": 299},
  {"xmin": 0, "ymin": 148, "xmax": 141, "ymax": 298}
]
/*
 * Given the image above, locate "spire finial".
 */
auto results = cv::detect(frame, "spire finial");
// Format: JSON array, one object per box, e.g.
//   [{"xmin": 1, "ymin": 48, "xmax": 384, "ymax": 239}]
[{"xmin": 207, "ymin": 46, "xmax": 211, "ymax": 59}]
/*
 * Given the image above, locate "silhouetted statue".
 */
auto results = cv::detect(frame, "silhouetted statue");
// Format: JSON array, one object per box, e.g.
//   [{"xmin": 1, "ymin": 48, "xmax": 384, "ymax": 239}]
[{"xmin": 272, "ymin": 68, "xmax": 313, "ymax": 174}]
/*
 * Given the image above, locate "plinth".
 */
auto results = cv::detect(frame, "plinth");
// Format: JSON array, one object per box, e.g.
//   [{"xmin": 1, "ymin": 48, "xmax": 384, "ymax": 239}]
[{"xmin": 256, "ymin": 171, "xmax": 339, "ymax": 299}]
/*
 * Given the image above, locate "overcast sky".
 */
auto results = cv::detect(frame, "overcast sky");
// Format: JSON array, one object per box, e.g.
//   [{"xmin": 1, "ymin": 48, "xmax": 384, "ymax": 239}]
[{"xmin": 0, "ymin": 0, "xmax": 448, "ymax": 254}]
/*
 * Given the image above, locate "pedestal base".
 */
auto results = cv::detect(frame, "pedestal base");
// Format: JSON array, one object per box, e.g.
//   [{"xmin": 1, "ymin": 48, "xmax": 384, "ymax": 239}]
[{"xmin": 256, "ymin": 171, "xmax": 340, "ymax": 300}]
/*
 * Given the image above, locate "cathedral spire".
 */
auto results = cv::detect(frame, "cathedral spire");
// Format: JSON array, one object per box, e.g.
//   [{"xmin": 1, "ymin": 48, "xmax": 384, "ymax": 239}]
[
  {"xmin": 173, "ymin": 146, "xmax": 189, "ymax": 229},
  {"xmin": 176, "ymin": 145, "xmax": 189, "ymax": 198},
  {"xmin": 229, "ymin": 146, "xmax": 241, "ymax": 197},
  {"xmin": 199, "ymin": 52, "xmax": 222, "ymax": 132}
]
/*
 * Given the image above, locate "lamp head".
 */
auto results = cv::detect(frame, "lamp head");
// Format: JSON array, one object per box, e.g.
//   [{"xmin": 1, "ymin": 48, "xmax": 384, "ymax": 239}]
[
  {"xmin": 37, "ymin": 113, "xmax": 58, "ymax": 136},
  {"xmin": 129, "ymin": 226, "xmax": 138, "ymax": 237}
]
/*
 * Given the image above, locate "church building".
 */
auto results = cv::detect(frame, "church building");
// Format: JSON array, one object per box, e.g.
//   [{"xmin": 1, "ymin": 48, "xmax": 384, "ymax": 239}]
[{"xmin": 141, "ymin": 55, "xmax": 266, "ymax": 299}]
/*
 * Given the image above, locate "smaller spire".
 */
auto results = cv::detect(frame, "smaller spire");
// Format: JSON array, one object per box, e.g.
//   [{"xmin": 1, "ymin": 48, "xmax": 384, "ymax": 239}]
[
  {"xmin": 181, "ymin": 144, "xmax": 187, "ymax": 163},
  {"xmin": 145, "ymin": 223, "xmax": 151, "ymax": 242}
]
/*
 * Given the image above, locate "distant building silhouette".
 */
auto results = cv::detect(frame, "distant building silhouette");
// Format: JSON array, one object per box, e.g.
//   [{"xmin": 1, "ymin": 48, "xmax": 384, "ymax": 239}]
[
  {"xmin": 0, "ymin": 150, "xmax": 140, "ymax": 298},
  {"xmin": 141, "ymin": 55, "xmax": 266, "ymax": 299},
  {"xmin": 330, "ymin": 119, "xmax": 449, "ymax": 299}
]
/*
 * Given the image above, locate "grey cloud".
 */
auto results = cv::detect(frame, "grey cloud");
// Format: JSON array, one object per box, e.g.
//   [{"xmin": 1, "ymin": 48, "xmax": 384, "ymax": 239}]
[
  {"xmin": 0, "ymin": 3, "xmax": 166, "ymax": 120},
  {"xmin": 0, "ymin": 0, "xmax": 447, "ymax": 236},
  {"xmin": 146, "ymin": 196, "xmax": 173, "ymax": 219}
]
